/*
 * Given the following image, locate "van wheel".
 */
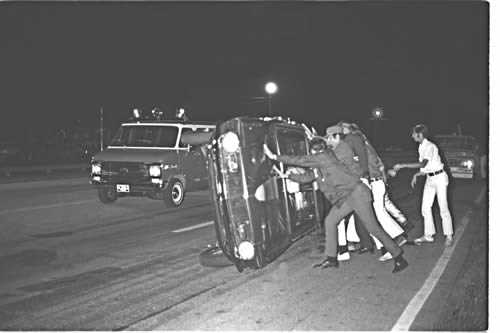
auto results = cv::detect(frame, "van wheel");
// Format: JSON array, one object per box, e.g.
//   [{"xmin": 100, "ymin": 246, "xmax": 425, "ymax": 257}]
[
  {"xmin": 98, "ymin": 187, "xmax": 118, "ymax": 204},
  {"xmin": 199, "ymin": 246, "xmax": 233, "ymax": 267},
  {"xmin": 163, "ymin": 179, "xmax": 185, "ymax": 207}
]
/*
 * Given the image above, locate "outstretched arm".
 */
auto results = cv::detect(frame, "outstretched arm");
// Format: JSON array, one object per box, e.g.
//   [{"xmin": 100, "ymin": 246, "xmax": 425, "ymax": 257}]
[
  {"xmin": 394, "ymin": 161, "xmax": 428, "ymax": 170},
  {"xmin": 288, "ymin": 170, "xmax": 317, "ymax": 184},
  {"xmin": 263, "ymin": 143, "xmax": 325, "ymax": 168}
]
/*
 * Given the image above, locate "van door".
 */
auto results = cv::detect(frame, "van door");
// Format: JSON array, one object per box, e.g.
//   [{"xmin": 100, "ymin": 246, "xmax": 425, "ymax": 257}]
[
  {"xmin": 275, "ymin": 126, "xmax": 317, "ymax": 238},
  {"xmin": 179, "ymin": 128, "xmax": 209, "ymax": 190}
]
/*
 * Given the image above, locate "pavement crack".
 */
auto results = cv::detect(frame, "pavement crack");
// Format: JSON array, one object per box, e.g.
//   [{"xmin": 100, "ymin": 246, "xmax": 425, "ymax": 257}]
[{"xmin": 114, "ymin": 285, "xmax": 218, "ymax": 331}]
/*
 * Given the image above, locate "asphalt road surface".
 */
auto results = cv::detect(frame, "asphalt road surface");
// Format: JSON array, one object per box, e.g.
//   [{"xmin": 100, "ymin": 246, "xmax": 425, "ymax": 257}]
[{"xmin": 0, "ymin": 173, "xmax": 487, "ymax": 330}]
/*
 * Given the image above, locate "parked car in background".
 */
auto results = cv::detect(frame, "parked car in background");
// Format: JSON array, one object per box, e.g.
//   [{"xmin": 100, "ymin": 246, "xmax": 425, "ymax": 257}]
[
  {"xmin": 434, "ymin": 134, "xmax": 480, "ymax": 180},
  {"xmin": 0, "ymin": 142, "xmax": 24, "ymax": 164},
  {"xmin": 188, "ymin": 116, "xmax": 324, "ymax": 272},
  {"xmin": 90, "ymin": 115, "xmax": 215, "ymax": 207}
]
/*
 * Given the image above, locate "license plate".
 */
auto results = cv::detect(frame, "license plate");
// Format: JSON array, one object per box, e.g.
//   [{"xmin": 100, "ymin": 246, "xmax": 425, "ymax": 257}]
[{"xmin": 116, "ymin": 184, "xmax": 130, "ymax": 193}]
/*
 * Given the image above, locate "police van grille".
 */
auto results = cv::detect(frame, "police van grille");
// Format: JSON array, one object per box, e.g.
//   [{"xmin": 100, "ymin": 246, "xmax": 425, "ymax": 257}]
[{"xmin": 101, "ymin": 162, "xmax": 148, "ymax": 182}]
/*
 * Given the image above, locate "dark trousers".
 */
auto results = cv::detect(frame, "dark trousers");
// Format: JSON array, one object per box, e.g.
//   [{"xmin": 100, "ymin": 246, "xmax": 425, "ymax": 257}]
[
  {"xmin": 354, "ymin": 212, "xmax": 374, "ymax": 249},
  {"xmin": 324, "ymin": 184, "xmax": 402, "ymax": 258}
]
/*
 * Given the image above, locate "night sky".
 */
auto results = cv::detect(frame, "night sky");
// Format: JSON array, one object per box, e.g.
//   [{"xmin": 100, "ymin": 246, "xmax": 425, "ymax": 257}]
[{"xmin": 0, "ymin": 1, "xmax": 488, "ymax": 147}]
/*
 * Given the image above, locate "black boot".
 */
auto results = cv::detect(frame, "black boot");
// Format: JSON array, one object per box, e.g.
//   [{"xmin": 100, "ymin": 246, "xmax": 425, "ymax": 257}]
[
  {"xmin": 313, "ymin": 256, "xmax": 339, "ymax": 269},
  {"xmin": 392, "ymin": 254, "xmax": 409, "ymax": 273}
]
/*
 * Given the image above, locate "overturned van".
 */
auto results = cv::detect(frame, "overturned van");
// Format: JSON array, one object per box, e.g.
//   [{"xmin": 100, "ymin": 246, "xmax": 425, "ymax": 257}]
[
  {"xmin": 186, "ymin": 116, "xmax": 324, "ymax": 271},
  {"xmin": 90, "ymin": 119, "xmax": 215, "ymax": 207}
]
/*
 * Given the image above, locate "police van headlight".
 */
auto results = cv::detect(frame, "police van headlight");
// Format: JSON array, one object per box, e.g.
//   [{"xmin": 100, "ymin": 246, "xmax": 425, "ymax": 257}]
[
  {"xmin": 238, "ymin": 241, "xmax": 255, "ymax": 260},
  {"xmin": 148, "ymin": 164, "xmax": 162, "ymax": 177},
  {"xmin": 221, "ymin": 132, "xmax": 240, "ymax": 153},
  {"xmin": 91, "ymin": 162, "xmax": 102, "ymax": 175},
  {"xmin": 462, "ymin": 160, "xmax": 474, "ymax": 169}
]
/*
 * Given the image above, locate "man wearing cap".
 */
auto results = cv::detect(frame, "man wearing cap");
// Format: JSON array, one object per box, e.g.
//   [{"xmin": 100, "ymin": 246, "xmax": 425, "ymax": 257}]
[
  {"xmin": 390, "ymin": 124, "xmax": 453, "ymax": 246},
  {"xmin": 263, "ymin": 137, "xmax": 409, "ymax": 273}
]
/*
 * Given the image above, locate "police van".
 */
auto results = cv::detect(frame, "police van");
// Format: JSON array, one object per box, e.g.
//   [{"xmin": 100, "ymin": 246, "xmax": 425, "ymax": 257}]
[{"xmin": 90, "ymin": 110, "xmax": 215, "ymax": 207}]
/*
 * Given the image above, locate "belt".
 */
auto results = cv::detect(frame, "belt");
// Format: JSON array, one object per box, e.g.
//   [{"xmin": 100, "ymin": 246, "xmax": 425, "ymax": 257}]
[
  {"xmin": 370, "ymin": 177, "xmax": 384, "ymax": 183},
  {"xmin": 427, "ymin": 169, "xmax": 444, "ymax": 177}
]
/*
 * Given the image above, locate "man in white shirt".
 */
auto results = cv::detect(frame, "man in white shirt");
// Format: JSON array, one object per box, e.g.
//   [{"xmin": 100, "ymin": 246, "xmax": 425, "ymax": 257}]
[{"xmin": 388, "ymin": 124, "xmax": 454, "ymax": 246}]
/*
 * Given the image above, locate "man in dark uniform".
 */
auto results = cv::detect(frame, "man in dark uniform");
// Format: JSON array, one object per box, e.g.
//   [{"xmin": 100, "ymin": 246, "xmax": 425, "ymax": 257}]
[{"xmin": 263, "ymin": 138, "xmax": 408, "ymax": 273}]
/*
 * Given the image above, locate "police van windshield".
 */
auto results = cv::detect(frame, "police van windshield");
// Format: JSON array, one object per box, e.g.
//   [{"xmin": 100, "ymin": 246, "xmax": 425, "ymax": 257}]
[{"xmin": 110, "ymin": 125, "xmax": 179, "ymax": 148}]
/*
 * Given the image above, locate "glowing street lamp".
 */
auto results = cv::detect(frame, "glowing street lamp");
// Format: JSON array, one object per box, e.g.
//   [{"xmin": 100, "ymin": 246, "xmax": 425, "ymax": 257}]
[
  {"xmin": 265, "ymin": 82, "xmax": 278, "ymax": 114},
  {"xmin": 371, "ymin": 106, "xmax": 384, "ymax": 120},
  {"xmin": 370, "ymin": 106, "xmax": 385, "ymax": 148}
]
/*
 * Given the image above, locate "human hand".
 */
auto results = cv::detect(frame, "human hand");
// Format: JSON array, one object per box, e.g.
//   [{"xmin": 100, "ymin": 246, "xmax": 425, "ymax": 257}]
[
  {"xmin": 393, "ymin": 164, "xmax": 401, "ymax": 171},
  {"xmin": 387, "ymin": 169, "xmax": 397, "ymax": 177},
  {"xmin": 263, "ymin": 144, "xmax": 277, "ymax": 160},
  {"xmin": 271, "ymin": 165, "xmax": 287, "ymax": 178},
  {"xmin": 411, "ymin": 174, "xmax": 418, "ymax": 188}
]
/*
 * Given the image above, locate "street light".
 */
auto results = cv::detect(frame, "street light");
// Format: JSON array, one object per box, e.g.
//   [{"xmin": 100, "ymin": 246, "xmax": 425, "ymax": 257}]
[
  {"xmin": 265, "ymin": 82, "xmax": 278, "ymax": 115},
  {"xmin": 371, "ymin": 106, "xmax": 384, "ymax": 120},
  {"xmin": 370, "ymin": 106, "xmax": 385, "ymax": 149}
]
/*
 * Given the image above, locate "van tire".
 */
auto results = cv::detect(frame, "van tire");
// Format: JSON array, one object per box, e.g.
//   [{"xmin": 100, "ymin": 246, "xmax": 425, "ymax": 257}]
[
  {"xmin": 199, "ymin": 247, "xmax": 233, "ymax": 267},
  {"xmin": 163, "ymin": 179, "xmax": 185, "ymax": 207},
  {"xmin": 98, "ymin": 187, "xmax": 118, "ymax": 204}
]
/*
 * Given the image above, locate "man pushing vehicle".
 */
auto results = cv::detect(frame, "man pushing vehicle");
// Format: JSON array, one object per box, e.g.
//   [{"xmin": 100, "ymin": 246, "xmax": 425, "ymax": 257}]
[{"xmin": 263, "ymin": 137, "xmax": 409, "ymax": 273}]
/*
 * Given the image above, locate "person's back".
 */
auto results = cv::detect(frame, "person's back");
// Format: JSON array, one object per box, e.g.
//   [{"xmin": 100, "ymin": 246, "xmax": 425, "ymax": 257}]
[
  {"xmin": 332, "ymin": 140, "xmax": 363, "ymax": 177},
  {"xmin": 343, "ymin": 132, "xmax": 370, "ymax": 178},
  {"xmin": 358, "ymin": 132, "xmax": 385, "ymax": 179}
]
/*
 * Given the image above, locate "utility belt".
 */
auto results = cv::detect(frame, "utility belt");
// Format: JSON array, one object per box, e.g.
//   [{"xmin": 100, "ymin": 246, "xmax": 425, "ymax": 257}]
[
  {"xmin": 427, "ymin": 169, "xmax": 444, "ymax": 177},
  {"xmin": 369, "ymin": 177, "xmax": 384, "ymax": 183}
]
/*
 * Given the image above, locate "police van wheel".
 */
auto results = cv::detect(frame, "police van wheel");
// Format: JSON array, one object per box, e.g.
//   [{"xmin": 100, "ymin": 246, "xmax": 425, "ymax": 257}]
[
  {"xmin": 164, "ymin": 179, "xmax": 185, "ymax": 207},
  {"xmin": 199, "ymin": 246, "xmax": 233, "ymax": 267},
  {"xmin": 97, "ymin": 187, "xmax": 118, "ymax": 204}
]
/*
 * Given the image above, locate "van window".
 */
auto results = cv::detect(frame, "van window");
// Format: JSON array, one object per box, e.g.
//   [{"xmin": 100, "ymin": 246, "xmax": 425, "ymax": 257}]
[
  {"xmin": 179, "ymin": 128, "xmax": 194, "ymax": 148},
  {"xmin": 110, "ymin": 125, "xmax": 179, "ymax": 148},
  {"xmin": 277, "ymin": 129, "xmax": 307, "ymax": 155},
  {"xmin": 180, "ymin": 127, "xmax": 211, "ymax": 148},
  {"xmin": 435, "ymin": 136, "xmax": 477, "ymax": 151}
]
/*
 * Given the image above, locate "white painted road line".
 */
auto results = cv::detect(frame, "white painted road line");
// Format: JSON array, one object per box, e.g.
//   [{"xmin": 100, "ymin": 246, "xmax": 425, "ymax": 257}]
[
  {"xmin": 391, "ymin": 186, "xmax": 485, "ymax": 331},
  {"xmin": 0, "ymin": 199, "xmax": 96, "ymax": 215},
  {"xmin": 171, "ymin": 221, "xmax": 214, "ymax": 233}
]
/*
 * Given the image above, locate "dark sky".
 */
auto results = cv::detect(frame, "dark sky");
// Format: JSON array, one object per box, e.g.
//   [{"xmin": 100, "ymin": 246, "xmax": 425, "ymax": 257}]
[{"xmin": 0, "ymin": 1, "xmax": 488, "ymax": 146}]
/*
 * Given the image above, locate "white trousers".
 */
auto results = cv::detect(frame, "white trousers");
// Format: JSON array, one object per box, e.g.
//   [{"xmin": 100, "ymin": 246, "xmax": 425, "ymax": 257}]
[
  {"xmin": 384, "ymin": 195, "xmax": 407, "ymax": 224},
  {"xmin": 338, "ymin": 214, "xmax": 358, "ymax": 245},
  {"xmin": 338, "ymin": 180, "xmax": 404, "ymax": 249},
  {"xmin": 421, "ymin": 172, "xmax": 453, "ymax": 236},
  {"xmin": 369, "ymin": 179, "xmax": 404, "ymax": 248}
]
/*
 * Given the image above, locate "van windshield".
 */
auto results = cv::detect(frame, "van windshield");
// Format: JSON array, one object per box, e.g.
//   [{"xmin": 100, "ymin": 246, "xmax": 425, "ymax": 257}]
[
  {"xmin": 110, "ymin": 125, "xmax": 179, "ymax": 148},
  {"xmin": 435, "ymin": 136, "xmax": 476, "ymax": 151}
]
